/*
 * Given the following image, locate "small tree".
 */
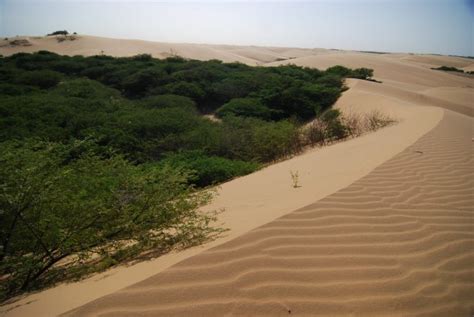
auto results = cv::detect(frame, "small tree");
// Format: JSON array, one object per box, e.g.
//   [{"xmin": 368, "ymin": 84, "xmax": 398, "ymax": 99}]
[
  {"xmin": 0, "ymin": 139, "xmax": 219, "ymax": 299},
  {"xmin": 47, "ymin": 30, "xmax": 68, "ymax": 36},
  {"xmin": 349, "ymin": 68, "xmax": 374, "ymax": 80}
]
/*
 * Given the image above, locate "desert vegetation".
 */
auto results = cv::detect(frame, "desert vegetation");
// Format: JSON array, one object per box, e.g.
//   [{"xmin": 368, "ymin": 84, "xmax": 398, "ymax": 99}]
[
  {"xmin": 47, "ymin": 30, "xmax": 69, "ymax": 36},
  {"xmin": 431, "ymin": 65, "xmax": 473, "ymax": 74},
  {"xmin": 0, "ymin": 51, "xmax": 390, "ymax": 300}
]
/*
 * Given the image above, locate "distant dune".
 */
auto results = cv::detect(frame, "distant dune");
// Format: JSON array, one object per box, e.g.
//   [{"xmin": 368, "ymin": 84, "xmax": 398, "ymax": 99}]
[{"xmin": 1, "ymin": 35, "xmax": 473, "ymax": 317}]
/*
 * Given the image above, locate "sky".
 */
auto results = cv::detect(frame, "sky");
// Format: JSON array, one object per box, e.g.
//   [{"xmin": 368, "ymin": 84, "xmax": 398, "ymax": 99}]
[{"xmin": 0, "ymin": 0, "xmax": 473, "ymax": 56}]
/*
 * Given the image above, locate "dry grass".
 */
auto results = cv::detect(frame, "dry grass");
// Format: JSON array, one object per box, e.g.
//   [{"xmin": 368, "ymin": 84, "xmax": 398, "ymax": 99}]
[{"xmin": 303, "ymin": 109, "xmax": 397, "ymax": 147}]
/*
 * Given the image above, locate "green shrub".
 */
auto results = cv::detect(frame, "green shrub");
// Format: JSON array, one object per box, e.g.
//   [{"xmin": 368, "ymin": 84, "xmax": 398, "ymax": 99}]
[
  {"xmin": 52, "ymin": 60, "xmax": 87, "ymax": 75},
  {"xmin": 156, "ymin": 81, "xmax": 205, "ymax": 101},
  {"xmin": 0, "ymin": 83, "xmax": 37, "ymax": 96},
  {"xmin": 321, "ymin": 109, "xmax": 348, "ymax": 140},
  {"xmin": 216, "ymin": 98, "xmax": 273, "ymax": 120},
  {"xmin": 121, "ymin": 68, "xmax": 164, "ymax": 96},
  {"xmin": 326, "ymin": 65, "xmax": 374, "ymax": 80},
  {"xmin": 250, "ymin": 119, "xmax": 302, "ymax": 161},
  {"xmin": 139, "ymin": 94, "xmax": 197, "ymax": 112},
  {"xmin": 0, "ymin": 139, "xmax": 218, "ymax": 299},
  {"xmin": 326, "ymin": 65, "xmax": 352, "ymax": 77},
  {"xmin": 161, "ymin": 150, "xmax": 260, "ymax": 187},
  {"xmin": 53, "ymin": 78, "xmax": 121, "ymax": 99},
  {"xmin": 131, "ymin": 54, "xmax": 153, "ymax": 61},
  {"xmin": 349, "ymin": 68, "xmax": 374, "ymax": 79},
  {"xmin": 47, "ymin": 30, "xmax": 68, "ymax": 36},
  {"xmin": 432, "ymin": 65, "xmax": 464, "ymax": 73},
  {"xmin": 316, "ymin": 74, "xmax": 344, "ymax": 88},
  {"xmin": 219, "ymin": 116, "xmax": 301, "ymax": 162},
  {"xmin": 16, "ymin": 70, "xmax": 62, "ymax": 89}
]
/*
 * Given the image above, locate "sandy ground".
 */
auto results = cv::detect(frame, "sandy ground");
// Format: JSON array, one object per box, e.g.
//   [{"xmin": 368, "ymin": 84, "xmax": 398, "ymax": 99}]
[{"xmin": 1, "ymin": 35, "xmax": 473, "ymax": 317}]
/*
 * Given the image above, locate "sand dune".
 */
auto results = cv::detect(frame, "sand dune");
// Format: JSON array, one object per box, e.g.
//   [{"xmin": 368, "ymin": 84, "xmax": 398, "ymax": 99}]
[
  {"xmin": 1, "ymin": 35, "xmax": 473, "ymax": 316},
  {"xmin": 65, "ymin": 110, "xmax": 473, "ymax": 317},
  {"xmin": 268, "ymin": 53, "xmax": 473, "ymax": 90},
  {"xmin": 395, "ymin": 54, "xmax": 474, "ymax": 69}
]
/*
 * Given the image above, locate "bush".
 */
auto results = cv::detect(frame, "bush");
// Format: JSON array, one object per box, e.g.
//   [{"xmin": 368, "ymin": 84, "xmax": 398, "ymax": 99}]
[
  {"xmin": 349, "ymin": 68, "xmax": 374, "ymax": 79},
  {"xmin": 216, "ymin": 98, "xmax": 273, "ymax": 120},
  {"xmin": 161, "ymin": 150, "xmax": 260, "ymax": 187},
  {"xmin": 121, "ymin": 68, "xmax": 164, "ymax": 96},
  {"xmin": 326, "ymin": 65, "xmax": 374, "ymax": 80},
  {"xmin": 139, "ymin": 94, "xmax": 197, "ymax": 112},
  {"xmin": 250, "ymin": 119, "xmax": 302, "ymax": 161},
  {"xmin": 326, "ymin": 65, "xmax": 352, "ymax": 77},
  {"xmin": 131, "ymin": 54, "xmax": 153, "ymax": 61},
  {"xmin": 47, "ymin": 30, "xmax": 68, "ymax": 36},
  {"xmin": 52, "ymin": 60, "xmax": 87, "ymax": 75},
  {"xmin": 321, "ymin": 109, "xmax": 348, "ymax": 140},
  {"xmin": 16, "ymin": 70, "xmax": 62, "ymax": 89},
  {"xmin": 157, "ymin": 81, "xmax": 205, "ymax": 101},
  {"xmin": 0, "ymin": 140, "xmax": 219, "ymax": 299},
  {"xmin": 432, "ymin": 66, "xmax": 464, "ymax": 73},
  {"xmin": 53, "ymin": 78, "xmax": 121, "ymax": 99},
  {"xmin": 219, "ymin": 117, "xmax": 301, "ymax": 162},
  {"xmin": 0, "ymin": 83, "xmax": 37, "ymax": 96}
]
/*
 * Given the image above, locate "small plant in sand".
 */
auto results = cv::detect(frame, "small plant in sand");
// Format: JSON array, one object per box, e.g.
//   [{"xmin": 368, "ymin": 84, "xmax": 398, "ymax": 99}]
[{"xmin": 290, "ymin": 170, "xmax": 300, "ymax": 188}]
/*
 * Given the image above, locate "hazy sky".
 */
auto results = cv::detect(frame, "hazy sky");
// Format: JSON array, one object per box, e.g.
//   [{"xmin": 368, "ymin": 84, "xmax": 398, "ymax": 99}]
[{"xmin": 1, "ymin": 0, "xmax": 473, "ymax": 56}]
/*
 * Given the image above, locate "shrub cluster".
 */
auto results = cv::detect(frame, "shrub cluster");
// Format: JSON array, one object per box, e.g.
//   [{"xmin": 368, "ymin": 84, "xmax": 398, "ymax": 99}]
[
  {"xmin": 431, "ymin": 65, "xmax": 466, "ymax": 73},
  {"xmin": 0, "ymin": 140, "xmax": 219, "ymax": 299},
  {"xmin": 47, "ymin": 30, "xmax": 69, "ymax": 36}
]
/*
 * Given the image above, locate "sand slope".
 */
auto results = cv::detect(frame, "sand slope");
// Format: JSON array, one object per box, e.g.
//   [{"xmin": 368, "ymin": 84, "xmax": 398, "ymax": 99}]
[{"xmin": 65, "ymin": 109, "xmax": 474, "ymax": 317}]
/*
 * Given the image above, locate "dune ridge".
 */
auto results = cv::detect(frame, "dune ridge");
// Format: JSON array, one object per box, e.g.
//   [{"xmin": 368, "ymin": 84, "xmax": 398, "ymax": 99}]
[{"xmin": 64, "ymin": 109, "xmax": 473, "ymax": 317}]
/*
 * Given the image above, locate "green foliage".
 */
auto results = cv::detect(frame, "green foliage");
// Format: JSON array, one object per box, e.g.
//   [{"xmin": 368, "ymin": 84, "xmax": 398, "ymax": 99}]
[
  {"xmin": 219, "ymin": 116, "xmax": 301, "ymax": 162},
  {"xmin": 121, "ymin": 68, "xmax": 164, "ymax": 96},
  {"xmin": 249, "ymin": 119, "xmax": 302, "ymax": 161},
  {"xmin": 16, "ymin": 70, "xmax": 62, "ymax": 89},
  {"xmin": 53, "ymin": 78, "xmax": 121, "ymax": 99},
  {"xmin": 131, "ymin": 54, "xmax": 153, "ymax": 61},
  {"xmin": 156, "ymin": 81, "xmax": 205, "ymax": 101},
  {"xmin": 0, "ymin": 83, "xmax": 38, "ymax": 96},
  {"xmin": 138, "ymin": 94, "xmax": 197, "ymax": 111},
  {"xmin": 216, "ymin": 98, "xmax": 273, "ymax": 120},
  {"xmin": 0, "ymin": 140, "xmax": 218, "ymax": 299},
  {"xmin": 161, "ymin": 150, "xmax": 260, "ymax": 187},
  {"xmin": 47, "ymin": 30, "xmax": 68, "ymax": 36},
  {"xmin": 321, "ymin": 109, "xmax": 348, "ymax": 140},
  {"xmin": 350, "ymin": 68, "xmax": 374, "ymax": 79},
  {"xmin": 326, "ymin": 65, "xmax": 352, "ymax": 77},
  {"xmin": 326, "ymin": 65, "xmax": 374, "ymax": 80},
  {"xmin": 432, "ymin": 65, "xmax": 465, "ymax": 73}
]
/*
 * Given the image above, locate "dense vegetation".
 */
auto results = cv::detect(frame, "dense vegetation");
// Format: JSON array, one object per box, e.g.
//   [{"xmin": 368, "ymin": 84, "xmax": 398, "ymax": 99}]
[
  {"xmin": 432, "ymin": 65, "xmax": 473, "ymax": 74},
  {"xmin": 0, "ymin": 51, "xmax": 375, "ymax": 299},
  {"xmin": 47, "ymin": 30, "xmax": 69, "ymax": 36}
]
